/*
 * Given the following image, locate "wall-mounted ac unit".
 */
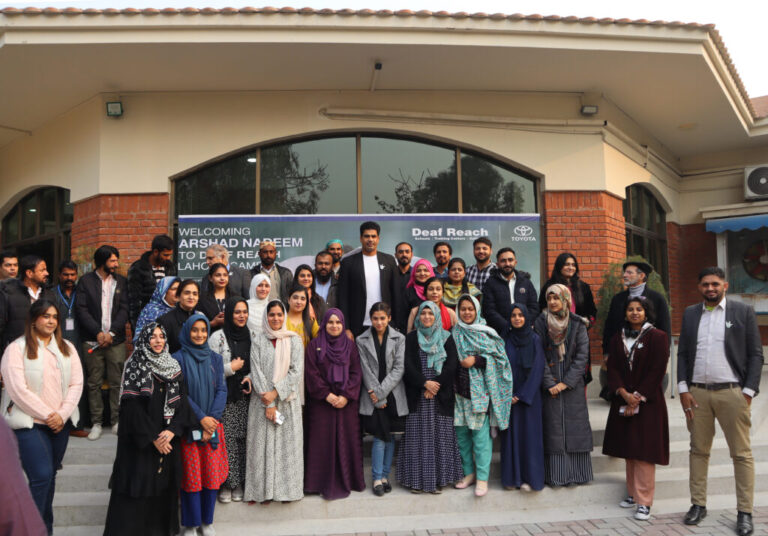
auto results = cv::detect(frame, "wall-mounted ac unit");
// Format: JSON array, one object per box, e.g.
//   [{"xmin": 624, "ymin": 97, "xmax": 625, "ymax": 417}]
[{"xmin": 745, "ymin": 165, "xmax": 768, "ymax": 200}]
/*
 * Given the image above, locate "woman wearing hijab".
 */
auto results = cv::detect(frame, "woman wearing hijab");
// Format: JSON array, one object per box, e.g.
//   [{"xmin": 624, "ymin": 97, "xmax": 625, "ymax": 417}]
[
  {"xmin": 246, "ymin": 273, "xmax": 271, "ymax": 334},
  {"xmin": 356, "ymin": 302, "xmax": 408, "ymax": 496},
  {"xmin": 244, "ymin": 300, "xmax": 304, "ymax": 503},
  {"xmin": 172, "ymin": 314, "xmax": 228, "ymax": 536},
  {"xmin": 452, "ymin": 294, "xmax": 513, "ymax": 497},
  {"xmin": 208, "ymin": 297, "xmax": 253, "ymax": 504},
  {"xmin": 500, "ymin": 303, "xmax": 546, "ymax": 492},
  {"xmin": 405, "ymin": 259, "xmax": 435, "ymax": 311},
  {"xmin": 304, "ymin": 308, "xmax": 365, "ymax": 500},
  {"xmin": 104, "ymin": 323, "xmax": 194, "ymax": 535},
  {"xmin": 534, "ymin": 284, "xmax": 593, "ymax": 487},
  {"xmin": 397, "ymin": 301, "xmax": 463, "ymax": 494},
  {"xmin": 134, "ymin": 276, "xmax": 180, "ymax": 341}
]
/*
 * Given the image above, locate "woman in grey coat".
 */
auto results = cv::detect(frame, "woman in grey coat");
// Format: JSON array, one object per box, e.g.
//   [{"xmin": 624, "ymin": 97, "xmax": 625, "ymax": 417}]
[
  {"xmin": 534, "ymin": 284, "xmax": 593, "ymax": 487},
  {"xmin": 356, "ymin": 302, "xmax": 409, "ymax": 496}
]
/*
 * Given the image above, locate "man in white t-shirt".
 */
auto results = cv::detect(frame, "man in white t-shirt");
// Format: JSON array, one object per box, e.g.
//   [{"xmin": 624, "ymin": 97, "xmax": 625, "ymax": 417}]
[{"xmin": 337, "ymin": 221, "xmax": 401, "ymax": 338}]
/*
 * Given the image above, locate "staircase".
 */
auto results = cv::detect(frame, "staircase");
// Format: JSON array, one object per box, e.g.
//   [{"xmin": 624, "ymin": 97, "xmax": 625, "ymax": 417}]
[{"xmin": 53, "ymin": 370, "xmax": 768, "ymax": 535}]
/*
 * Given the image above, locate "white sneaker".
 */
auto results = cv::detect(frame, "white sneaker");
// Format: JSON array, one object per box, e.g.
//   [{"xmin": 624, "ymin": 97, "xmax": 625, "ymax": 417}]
[
  {"xmin": 218, "ymin": 487, "xmax": 231, "ymax": 503},
  {"xmin": 201, "ymin": 524, "xmax": 216, "ymax": 536},
  {"xmin": 232, "ymin": 485, "xmax": 244, "ymax": 502},
  {"xmin": 180, "ymin": 527, "xmax": 199, "ymax": 536},
  {"xmin": 87, "ymin": 424, "xmax": 102, "ymax": 441},
  {"xmin": 634, "ymin": 505, "xmax": 651, "ymax": 520},
  {"xmin": 619, "ymin": 496, "xmax": 636, "ymax": 508},
  {"xmin": 111, "ymin": 423, "xmax": 119, "ymax": 434}
]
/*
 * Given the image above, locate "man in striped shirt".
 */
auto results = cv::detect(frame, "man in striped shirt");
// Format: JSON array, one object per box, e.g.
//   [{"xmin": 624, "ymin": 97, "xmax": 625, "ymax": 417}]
[{"xmin": 465, "ymin": 237, "xmax": 495, "ymax": 292}]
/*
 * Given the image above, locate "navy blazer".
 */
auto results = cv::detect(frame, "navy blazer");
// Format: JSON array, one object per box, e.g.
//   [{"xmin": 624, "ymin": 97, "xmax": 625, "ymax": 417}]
[
  {"xmin": 482, "ymin": 269, "xmax": 540, "ymax": 339},
  {"xmin": 676, "ymin": 299, "xmax": 763, "ymax": 395}
]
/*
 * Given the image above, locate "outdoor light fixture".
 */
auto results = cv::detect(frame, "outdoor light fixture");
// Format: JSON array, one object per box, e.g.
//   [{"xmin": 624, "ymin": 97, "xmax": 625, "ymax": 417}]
[
  {"xmin": 580, "ymin": 105, "xmax": 599, "ymax": 116},
  {"xmin": 247, "ymin": 157, "xmax": 257, "ymax": 163},
  {"xmin": 106, "ymin": 101, "xmax": 123, "ymax": 117}
]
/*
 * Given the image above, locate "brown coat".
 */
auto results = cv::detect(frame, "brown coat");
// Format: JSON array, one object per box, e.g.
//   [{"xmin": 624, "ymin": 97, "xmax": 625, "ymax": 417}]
[{"xmin": 602, "ymin": 327, "xmax": 670, "ymax": 465}]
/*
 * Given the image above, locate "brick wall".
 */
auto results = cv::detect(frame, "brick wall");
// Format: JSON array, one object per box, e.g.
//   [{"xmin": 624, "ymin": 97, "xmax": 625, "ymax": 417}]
[
  {"xmin": 543, "ymin": 191, "xmax": 627, "ymax": 362},
  {"xmin": 71, "ymin": 193, "xmax": 171, "ymax": 268}
]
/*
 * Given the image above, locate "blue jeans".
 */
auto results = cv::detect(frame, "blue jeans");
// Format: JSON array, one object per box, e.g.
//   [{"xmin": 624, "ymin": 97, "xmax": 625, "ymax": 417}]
[
  {"xmin": 371, "ymin": 438, "xmax": 395, "ymax": 481},
  {"xmin": 181, "ymin": 488, "xmax": 218, "ymax": 527},
  {"xmin": 15, "ymin": 423, "xmax": 70, "ymax": 534}
]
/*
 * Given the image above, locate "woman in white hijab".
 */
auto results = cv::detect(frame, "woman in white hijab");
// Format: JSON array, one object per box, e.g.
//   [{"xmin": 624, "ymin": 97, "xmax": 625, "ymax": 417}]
[{"xmin": 246, "ymin": 274, "xmax": 271, "ymax": 334}]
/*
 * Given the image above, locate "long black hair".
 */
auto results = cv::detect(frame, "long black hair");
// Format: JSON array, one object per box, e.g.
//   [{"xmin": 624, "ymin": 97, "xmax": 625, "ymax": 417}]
[
  {"xmin": 549, "ymin": 252, "xmax": 583, "ymax": 305},
  {"xmin": 287, "ymin": 283, "xmax": 314, "ymax": 342},
  {"xmin": 447, "ymin": 257, "xmax": 470, "ymax": 296}
]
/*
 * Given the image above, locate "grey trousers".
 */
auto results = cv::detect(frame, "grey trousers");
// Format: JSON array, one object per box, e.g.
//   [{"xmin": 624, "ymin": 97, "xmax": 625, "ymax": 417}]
[{"xmin": 82, "ymin": 342, "xmax": 126, "ymax": 425}]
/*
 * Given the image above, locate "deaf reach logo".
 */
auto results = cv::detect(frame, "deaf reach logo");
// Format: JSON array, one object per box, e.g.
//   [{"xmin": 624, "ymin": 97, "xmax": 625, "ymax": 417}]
[{"xmin": 511, "ymin": 225, "xmax": 536, "ymax": 241}]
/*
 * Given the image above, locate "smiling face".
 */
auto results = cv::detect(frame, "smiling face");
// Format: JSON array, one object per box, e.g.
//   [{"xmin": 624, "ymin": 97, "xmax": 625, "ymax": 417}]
[
  {"xmin": 33, "ymin": 306, "xmax": 59, "ymax": 338},
  {"xmin": 418, "ymin": 307, "xmax": 436, "ymax": 328},
  {"xmin": 267, "ymin": 304, "xmax": 285, "ymax": 330},
  {"xmin": 510, "ymin": 308, "xmax": 526, "ymax": 329},
  {"xmin": 371, "ymin": 310, "xmax": 390, "ymax": 335},
  {"xmin": 296, "ymin": 268, "xmax": 313, "ymax": 289},
  {"xmin": 434, "ymin": 245, "xmax": 451, "ymax": 266},
  {"xmin": 625, "ymin": 301, "xmax": 647, "ymax": 329},
  {"xmin": 458, "ymin": 300, "xmax": 477, "ymax": 324},
  {"xmin": 497, "ymin": 251, "xmax": 517, "ymax": 278},
  {"xmin": 288, "ymin": 291, "xmax": 307, "ymax": 313},
  {"xmin": 327, "ymin": 243, "xmax": 343, "ymax": 263},
  {"xmin": 414, "ymin": 263, "xmax": 431, "ymax": 283},
  {"xmin": 210, "ymin": 266, "xmax": 229, "ymax": 290},
  {"xmin": 547, "ymin": 292, "xmax": 563, "ymax": 314},
  {"xmin": 149, "ymin": 327, "xmax": 166, "ymax": 353},
  {"xmin": 473, "ymin": 243, "xmax": 491, "ymax": 264},
  {"xmin": 232, "ymin": 301, "xmax": 249, "ymax": 328},
  {"xmin": 698, "ymin": 274, "xmax": 728, "ymax": 305},
  {"xmin": 325, "ymin": 314, "xmax": 344, "ymax": 337},
  {"xmin": 179, "ymin": 284, "xmax": 199, "ymax": 311},
  {"xmin": 255, "ymin": 280, "xmax": 271, "ymax": 300},
  {"xmin": 189, "ymin": 320, "xmax": 208, "ymax": 345},
  {"xmin": 426, "ymin": 280, "xmax": 444, "ymax": 303},
  {"xmin": 560, "ymin": 256, "xmax": 577, "ymax": 280}
]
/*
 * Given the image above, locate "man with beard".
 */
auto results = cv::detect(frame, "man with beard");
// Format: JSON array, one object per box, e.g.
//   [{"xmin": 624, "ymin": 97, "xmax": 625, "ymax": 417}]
[
  {"xmin": 432, "ymin": 241, "xmax": 452, "ymax": 279},
  {"xmin": 481, "ymin": 247, "xmax": 539, "ymax": 338},
  {"xmin": 314, "ymin": 250, "xmax": 337, "ymax": 308},
  {"xmin": 393, "ymin": 241, "xmax": 413, "ymax": 332},
  {"xmin": 0, "ymin": 254, "xmax": 55, "ymax": 350},
  {"xmin": 250, "ymin": 240, "xmax": 293, "ymax": 302},
  {"xmin": 677, "ymin": 267, "xmax": 762, "ymax": 536},
  {"xmin": 127, "ymin": 233, "xmax": 176, "ymax": 330},
  {"xmin": 75, "ymin": 245, "xmax": 129, "ymax": 440},
  {"xmin": 466, "ymin": 237, "xmax": 495, "ymax": 292},
  {"xmin": 55, "ymin": 259, "xmax": 90, "ymax": 437},
  {"xmin": 326, "ymin": 239, "xmax": 344, "ymax": 280}
]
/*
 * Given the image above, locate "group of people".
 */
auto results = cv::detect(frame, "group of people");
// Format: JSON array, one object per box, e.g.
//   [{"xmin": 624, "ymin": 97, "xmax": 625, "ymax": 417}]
[{"xmin": 0, "ymin": 219, "xmax": 762, "ymax": 536}]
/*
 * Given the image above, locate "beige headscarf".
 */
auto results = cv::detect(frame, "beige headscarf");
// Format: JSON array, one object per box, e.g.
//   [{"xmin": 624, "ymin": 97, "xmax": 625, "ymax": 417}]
[
  {"xmin": 262, "ymin": 300, "xmax": 300, "ymax": 401},
  {"xmin": 545, "ymin": 284, "xmax": 572, "ymax": 362}
]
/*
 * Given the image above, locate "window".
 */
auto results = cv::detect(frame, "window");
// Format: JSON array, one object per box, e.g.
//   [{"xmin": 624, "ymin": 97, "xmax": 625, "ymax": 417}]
[
  {"xmin": 623, "ymin": 185, "xmax": 668, "ymax": 288},
  {"xmin": 173, "ymin": 133, "xmax": 537, "ymax": 219}
]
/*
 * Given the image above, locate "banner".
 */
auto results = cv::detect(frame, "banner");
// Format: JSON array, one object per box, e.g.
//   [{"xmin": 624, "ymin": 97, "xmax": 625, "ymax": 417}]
[{"xmin": 177, "ymin": 213, "xmax": 542, "ymax": 290}]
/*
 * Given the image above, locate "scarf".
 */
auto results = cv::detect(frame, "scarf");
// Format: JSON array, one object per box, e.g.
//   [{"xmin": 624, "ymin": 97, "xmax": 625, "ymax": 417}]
[
  {"xmin": 247, "ymin": 273, "xmax": 270, "ymax": 333},
  {"xmin": 452, "ymin": 295, "xmax": 513, "ymax": 430},
  {"xmin": 507, "ymin": 303, "xmax": 536, "ymax": 370},
  {"xmin": 406, "ymin": 259, "xmax": 435, "ymax": 300},
  {"xmin": 133, "ymin": 276, "xmax": 179, "ymax": 342},
  {"xmin": 443, "ymin": 281, "xmax": 480, "ymax": 307},
  {"xmin": 545, "ymin": 284, "xmax": 572, "ymax": 362},
  {"xmin": 414, "ymin": 301, "xmax": 450, "ymax": 373},
  {"xmin": 622, "ymin": 321, "xmax": 654, "ymax": 371},
  {"xmin": 223, "ymin": 297, "xmax": 252, "ymax": 403},
  {"xmin": 312, "ymin": 308, "xmax": 354, "ymax": 392},
  {"xmin": 122, "ymin": 322, "xmax": 182, "ymax": 419},
  {"xmin": 262, "ymin": 300, "xmax": 300, "ymax": 402}
]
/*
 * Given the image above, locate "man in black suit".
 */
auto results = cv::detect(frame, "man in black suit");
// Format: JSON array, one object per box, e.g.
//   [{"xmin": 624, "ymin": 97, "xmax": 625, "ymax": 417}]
[
  {"xmin": 0, "ymin": 254, "xmax": 55, "ymax": 351},
  {"xmin": 677, "ymin": 267, "xmax": 763, "ymax": 536},
  {"xmin": 75, "ymin": 245, "xmax": 130, "ymax": 440},
  {"xmin": 338, "ymin": 221, "xmax": 400, "ymax": 337},
  {"xmin": 602, "ymin": 261, "xmax": 670, "ymax": 355},
  {"xmin": 482, "ymin": 247, "xmax": 539, "ymax": 339},
  {"xmin": 394, "ymin": 241, "xmax": 413, "ymax": 332}
]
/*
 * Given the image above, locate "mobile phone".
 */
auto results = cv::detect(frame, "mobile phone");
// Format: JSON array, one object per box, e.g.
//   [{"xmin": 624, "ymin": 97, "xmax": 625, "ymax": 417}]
[{"xmin": 274, "ymin": 410, "xmax": 285, "ymax": 425}]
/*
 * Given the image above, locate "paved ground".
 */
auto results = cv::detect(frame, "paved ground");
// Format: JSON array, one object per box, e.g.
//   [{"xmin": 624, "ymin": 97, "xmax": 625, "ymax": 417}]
[{"xmin": 325, "ymin": 507, "xmax": 768, "ymax": 536}]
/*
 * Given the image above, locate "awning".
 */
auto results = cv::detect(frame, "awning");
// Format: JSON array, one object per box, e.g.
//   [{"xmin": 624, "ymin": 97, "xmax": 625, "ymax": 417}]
[{"xmin": 706, "ymin": 214, "xmax": 768, "ymax": 233}]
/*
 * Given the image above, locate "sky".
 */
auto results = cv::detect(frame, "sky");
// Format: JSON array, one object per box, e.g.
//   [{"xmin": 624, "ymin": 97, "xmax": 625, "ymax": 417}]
[{"xmin": 2, "ymin": 0, "xmax": 766, "ymax": 98}]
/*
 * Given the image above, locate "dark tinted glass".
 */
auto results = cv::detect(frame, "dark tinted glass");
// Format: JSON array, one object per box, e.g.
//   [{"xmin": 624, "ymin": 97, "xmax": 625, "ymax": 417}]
[
  {"xmin": 21, "ymin": 194, "xmax": 37, "ymax": 239},
  {"xmin": 175, "ymin": 153, "xmax": 257, "ymax": 217},
  {"xmin": 62, "ymin": 189, "xmax": 73, "ymax": 225},
  {"xmin": 3, "ymin": 206, "xmax": 19, "ymax": 243},
  {"xmin": 40, "ymin": 188, "xmax": 58, "ymax": 235},
  {"xmin": 461, "ymin": 153, "xmax": 536, "ymax": 213}
]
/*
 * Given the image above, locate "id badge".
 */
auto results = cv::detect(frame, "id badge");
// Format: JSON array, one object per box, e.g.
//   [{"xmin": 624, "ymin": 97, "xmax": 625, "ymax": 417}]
[{"xmin": 66, "ymin": 317, "xmax": 75, "ymax": 331}]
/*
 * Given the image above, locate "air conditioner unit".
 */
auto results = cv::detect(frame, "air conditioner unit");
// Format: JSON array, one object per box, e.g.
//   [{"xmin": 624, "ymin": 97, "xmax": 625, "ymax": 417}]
[{"xmin": 745, "ymin": 165, "xmax": 768, "ymax": 200}]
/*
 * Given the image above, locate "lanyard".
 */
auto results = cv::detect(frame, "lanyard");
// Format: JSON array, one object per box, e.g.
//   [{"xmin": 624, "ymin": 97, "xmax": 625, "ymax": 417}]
[{"xmin": 56, "ymin": 286, "xmax": 76, "ymax": 317}]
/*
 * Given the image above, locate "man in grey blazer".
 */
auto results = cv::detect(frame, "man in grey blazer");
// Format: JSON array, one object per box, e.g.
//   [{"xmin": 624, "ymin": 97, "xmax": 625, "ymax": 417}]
[{"xmin": 677, "ymin": 267, "xmax": 763, "ymax": 536}]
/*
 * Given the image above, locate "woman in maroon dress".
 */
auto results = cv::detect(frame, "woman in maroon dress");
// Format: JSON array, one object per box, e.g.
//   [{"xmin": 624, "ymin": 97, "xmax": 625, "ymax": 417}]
[
  {"xmin": 303, "ymin": 308, "xmax": 365, "ymax": 500},
  {"xmin": 602, "ymin": 296, "xmax": 669, "ymax": 521}
]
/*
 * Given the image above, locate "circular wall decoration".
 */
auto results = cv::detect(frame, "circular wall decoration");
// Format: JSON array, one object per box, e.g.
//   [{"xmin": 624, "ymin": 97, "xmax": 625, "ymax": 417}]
[{"xmin": 742, "ymin": 240, "xmax": 768, "ymax": 281}]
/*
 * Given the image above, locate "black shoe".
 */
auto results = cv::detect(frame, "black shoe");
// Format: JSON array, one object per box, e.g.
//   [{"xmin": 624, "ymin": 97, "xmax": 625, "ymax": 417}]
[
  {"xmin": 684, "ymin": 505, "xmax": 707, "ymax": 525},
  {"xmin": 382, "ymin": 479, "xmax": 392, "ymax": 493},
  {"xmin": 737, "ymin": 511, "xmax": 753, "ymax": 536},
  {"xmin": 373, "ymin": 484, "xmax": 385, "ymax": 497}
]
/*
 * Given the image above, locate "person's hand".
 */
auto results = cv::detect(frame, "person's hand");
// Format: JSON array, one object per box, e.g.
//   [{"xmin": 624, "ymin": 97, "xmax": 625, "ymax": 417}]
[
  {"xmin": 424, "ymin": 380, "xmax": 440, "ymax": 396},
  {"xmin": 260, "ymin": 389, "xmax": 278, "ymax": 406},
  {"xmin": 200, "ymin": 416, "xmax": 218, "ymax": 434},
  {"xmin": 461, "ymin": 356, "xmax": 476, "ymax": 369},
  {"xmin": 368, "ymin": 390, "xmax": 379, "ymax": 404},
  {"xmin": 510, "ymin": 396, "xmax": 519, "ymax": 405},
  {"xmin": 424, "ymin": 390, "xmax": 435, "ymax": 399},
  {"xmin": 333, "ymin": 396, "xmax": 348, "ymax": 409},
  {"xmin": 230, "ymin": 357, "xmax": 245, "ymax": 372},
  {"xmin": 548, "ymin": 382, "xmax": 567, "ymax": 398},
  {"xmin": 326, "ymin": 393, "xmax": 340, "ymax": 406},
  {"xmin": 623, "ymin": 405, "xmax": 636, "ymax": 417},
  {"xmin": 97, "ymin": 331, "xmax": 111, "ymax": 348},
  {"xmin": 46, "ymin": 412, "xmax": 64, "ymax": 433},
  {"xmin": 265, "ymin": 406, "xmax": 277, "ymax": 423},
  {"xmin": 744, "ymin": 393, "xmax": 753, "ymax": 406},
  {"xmin": 618, "ymin": 388, "xmax": 641, "ymax": 409},
  {"xmin": 210, "ymin": 312, "xmax": 225, "ymax": 329},
  {"xmin": 680, "ymin": 392, "xmax": 698, "ymax": 420},
  {"xmin": 153, "ymin": 430, "xmax": 174, "ymax": 454},
  {"xmin": 201, "ymin": 430, "xmax": 212, "ymax": 442},
  {"xmin": 345, "ymin": 330, "xmax": 354, "ymax": 341},
  {"xmin": 241, "ymin": 377, "xmax": 252, "ymax": 394}
]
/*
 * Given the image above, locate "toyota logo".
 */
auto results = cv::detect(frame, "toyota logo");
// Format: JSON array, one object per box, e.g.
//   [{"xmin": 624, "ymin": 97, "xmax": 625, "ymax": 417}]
[{"xmin": 513, "ymin": 225, "xmax": 534, "ymax": 237}]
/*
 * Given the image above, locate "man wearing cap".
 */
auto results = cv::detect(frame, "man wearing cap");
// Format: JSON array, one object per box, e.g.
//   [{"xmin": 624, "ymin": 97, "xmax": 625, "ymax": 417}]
[
  {"xmin": 602, "ymin": 260, "xmax": 671, "ymax": 355},
  {"xmin": 326, "ymin": 239, "xmax": 344, "ymax": 280},
  {"xmin": 251, "ymin": 240, "xmax": 293, "ymax": 302}
]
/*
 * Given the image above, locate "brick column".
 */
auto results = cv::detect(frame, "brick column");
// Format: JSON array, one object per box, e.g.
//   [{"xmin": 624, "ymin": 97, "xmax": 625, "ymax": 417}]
[
  {"xmin": 71, "ymin": 193, "xmax": 171, "ymax": 267},
  {"xmin": 543, "ymin": 191, "xmax": 627, "ymax": 361}
]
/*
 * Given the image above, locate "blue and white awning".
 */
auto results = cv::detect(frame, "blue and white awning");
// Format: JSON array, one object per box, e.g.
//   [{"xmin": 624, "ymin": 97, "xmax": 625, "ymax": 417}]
[{"xmin": 705, "ymin": 214, "xmax": 768, "ymax": 233}]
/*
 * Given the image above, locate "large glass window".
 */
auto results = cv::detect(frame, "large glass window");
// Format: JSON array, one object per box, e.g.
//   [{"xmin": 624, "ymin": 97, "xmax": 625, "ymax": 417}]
[
  {"xmin": 623, "ymin": 184, "xmax": 668, "ymax": 288},
  {"xmin": 461, "ymin": 152, "xmax": 535, "ymax": 213}
]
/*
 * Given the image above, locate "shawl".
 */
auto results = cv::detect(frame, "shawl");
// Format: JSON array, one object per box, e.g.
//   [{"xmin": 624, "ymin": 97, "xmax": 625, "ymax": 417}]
[
  {"xmin": 133, "ymin": 276, "xmax": 179, "ymax": 342},
  {"xmin": 622, "ymin": 321, "xmax": 654, "ymax": 371},
  {"xmin": 545, "ymin": 284, "xmax": 572, "ymax": 362},
  {"xmin": 312, "ymin": 308, "xmax": 355, "ymax": 392},
  {"xmin": 405, "ymin": 259, "xmax": 435, "ymax": 300},
  {"xmin": 223, "ymin": 296, "xmax": 252, "ymax": 402},
  {"xmin": 414, "ymin": 301, "xmax": 450, "ymax": 373},
  {"xmin": 452, "ymin": 295, "xmax": 513, "ymax": 430},
  {"xmin": 507, "ymin": 302, "xmax": 536, "ymax": 370},
  {"xmin": 246, "ymin": 273, "xmax": 271, "ymax": 333},
  {"xmin": 262, "ymin": 300, "xmax": 300, "ymax": 401},
  {"xmin": 176, "ymin": 314, "xmax": 215, "ymax": 423},
  {"xmin": 122, "ymin": 322, "xmax": 182, "ymax": 419},
  {"xmin": 443, "ymin": 281, "xmax": 480, "ymax": 307}
]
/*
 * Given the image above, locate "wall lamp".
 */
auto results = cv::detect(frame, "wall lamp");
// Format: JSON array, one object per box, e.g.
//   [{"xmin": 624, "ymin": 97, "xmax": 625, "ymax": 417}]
[
  {"xmin": 106, "ymin": 101, "xmax": 123, "ymax": 118},
  {"xmin": 580, "ymin": 104, "xmax": 599, "ymax": 116}
]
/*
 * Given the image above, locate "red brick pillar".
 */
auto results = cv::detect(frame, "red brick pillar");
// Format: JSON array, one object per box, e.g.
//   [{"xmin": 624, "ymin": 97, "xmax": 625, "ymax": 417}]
[
  {"xmin": 70, "ymin": 193, "xmax": 171, "ymax": 268},
  {"xmin": 542, "ymin": 191, "xmax": 627, "ymax": 361}
]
